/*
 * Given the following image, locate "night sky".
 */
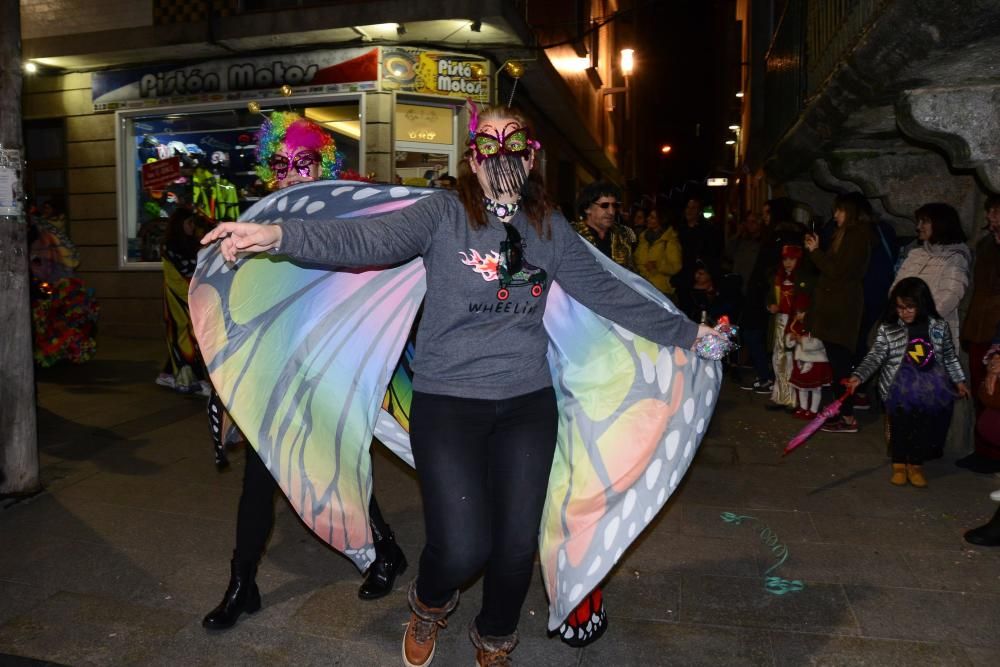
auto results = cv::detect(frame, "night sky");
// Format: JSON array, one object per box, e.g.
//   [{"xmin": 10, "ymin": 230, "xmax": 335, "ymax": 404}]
[{"xmin": 630, "ymin": 0, "xmax": 730, "ymax": 202}]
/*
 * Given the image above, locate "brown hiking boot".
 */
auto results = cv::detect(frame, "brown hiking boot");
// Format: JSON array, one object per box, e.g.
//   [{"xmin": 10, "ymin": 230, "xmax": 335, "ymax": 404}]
[
  {"xmin": 890, "ymin": 464, "xmax": 907, "ymax": 486},
  {"xmin": 906, "ymin": 464, "xmax": 928, "ymax": 488},
  {"xmin": 469, "ymin": 621, "xmax": 519, "ymax": 667},
  {"xmin": 402, "ymin": 581, "xmax": 458, "ymax": 667}
]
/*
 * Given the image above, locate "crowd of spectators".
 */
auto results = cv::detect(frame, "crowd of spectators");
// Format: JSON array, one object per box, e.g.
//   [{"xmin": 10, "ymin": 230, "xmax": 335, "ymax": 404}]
[{"xmin": 573, "ymin": 182, "xmax": 1000, "ymax": 515}]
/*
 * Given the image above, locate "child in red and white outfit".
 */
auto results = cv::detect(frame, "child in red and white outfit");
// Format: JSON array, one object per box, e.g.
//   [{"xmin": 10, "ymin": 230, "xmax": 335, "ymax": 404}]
[
  {"xmin": 768, "ymin": 245, "xmax": 809, "ymax": 408},
  {"xmin": 785, "ymin": 300, "xmax": 833, "ymax": 419}
]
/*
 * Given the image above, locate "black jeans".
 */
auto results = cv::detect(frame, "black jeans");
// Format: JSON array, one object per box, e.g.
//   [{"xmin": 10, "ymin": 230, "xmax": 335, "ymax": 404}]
[
  {"xmin": 890, "ymin": 409, "xmax": 935, "ymax": 464},
  {"xmin": 234, "ymin": 445, "xmax": 391, "ymax": 564},
  {"xmin": 410, "ymin": 387, "xmax": 559, "ymax": 637},
  {"xmin": 742, "ymin": 328, "xmax": 773, "ymax": 382},
  {"xmin": 822, "ymin": 341, "xmax": 855, "ymax": 418}
]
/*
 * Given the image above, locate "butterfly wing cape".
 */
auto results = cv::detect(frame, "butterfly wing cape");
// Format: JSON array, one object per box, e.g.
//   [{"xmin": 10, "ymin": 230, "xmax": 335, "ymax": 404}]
[{"xmin": 189, "ymin": 181, "xmax": 721, "ymax": 630}]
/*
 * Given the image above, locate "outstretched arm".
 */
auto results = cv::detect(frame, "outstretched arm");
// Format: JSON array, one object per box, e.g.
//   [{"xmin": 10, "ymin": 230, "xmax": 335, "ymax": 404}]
[
  {"xmin": 201, "ymin": 193, "xmax": 446, "ymax": 266},
  {"xmin": 551, "ymin": 218, "xmax": 702, "ymax": 349}
]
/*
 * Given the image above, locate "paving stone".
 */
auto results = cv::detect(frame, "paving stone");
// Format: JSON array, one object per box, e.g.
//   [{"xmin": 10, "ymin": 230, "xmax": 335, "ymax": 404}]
[
  {"xmin": 1, "ymin": 538, "xmax": 189, "ymax": 606},
  {"xmin": 143, "ymin": 621, "xmax": 297, "ymax": 666},
  {"xmin": 580, "ymin": 618, "xmax": 773, "ymax": 666},
  {"xmin": 620, "ymin": 533, "xmax": 761, "ymax": 579},
  {"xmin": 768, "ymin": 631, "xmax": 973, "ymax": 666},
  {"xmin": 0, "ymin": 653, "xmax": 70, "ymax": 667},
  {"xmin": 603, "ymin": 568, "xmax": 681, "ymax": 622},
  {"xmin": 674, "ymin": 472, "xmax": 750, "ymax": 507},
  {"xmin": 810, "ymin": 512, "xmax": 961, "ymax": 549},
  {"xmin": 0, "ymin": 581, "xmax": 51, "ymax": 628},
  {"xmin": 0, "ymin": 591, "xmax": 192, "ymax": 666},
  {"xmin": 0, "ymin": 495, "xmax": 109, "ymax": 549},
  {"xmin": 844, "ymin": 584, "xmax": 1000, "ymax": 647},
  {"xmin": 965, "ymin": 645, "xmax": 999, "ymax": 666},
  {"xmin": 901, "ymin": 547, "xmax": 1000, "ymax": 595},
  {"xmin": 52, "ymin": 471, "xmax": 241, "ymax": 522},
  {"xmin": 770, "ymin": 542, "xmax": 918, "ymax": 588},
  {"xmin": 156, "ymin": 448, "xmax": 246, "ymax": 490},
  {"xmin": 289, "ymin": 581, "xmax": 410, "ymax": 643},
  {"xmin": 680, "ymin": 575, "xmax": 859, "ymax": 635}
]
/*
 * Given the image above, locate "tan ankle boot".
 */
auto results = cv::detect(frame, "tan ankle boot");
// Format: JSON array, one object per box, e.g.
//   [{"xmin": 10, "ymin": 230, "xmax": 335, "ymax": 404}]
[
  {"xmin": 402, "ymin": 581, "xmax": 459, "ymax": 667},
  {"xmin": 890, "ymin": 464, "xmax": 907, "ymax": 486},
  {"xmin": 469, "ymin": 622, "xmax": 518, "ymax": 667},
  {"xmin": 906, "ymin": 464, "xmax": 927, "ymax": 488}
]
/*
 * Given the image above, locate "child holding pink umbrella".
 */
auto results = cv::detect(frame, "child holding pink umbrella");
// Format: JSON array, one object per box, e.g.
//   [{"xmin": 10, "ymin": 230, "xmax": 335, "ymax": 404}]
[{"xmin": 846, "ymin": 277, "xmax": 968, "ymax": 487}]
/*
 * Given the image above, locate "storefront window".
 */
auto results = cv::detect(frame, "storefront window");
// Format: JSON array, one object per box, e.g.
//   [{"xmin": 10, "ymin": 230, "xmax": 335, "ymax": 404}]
[
  {"xmin": 394, "ymin": 101, "xmax": 457, "ymax": 187},
  {"xmin": 117, "ymin": 99, "xmax": 360, "ymax": 267}
]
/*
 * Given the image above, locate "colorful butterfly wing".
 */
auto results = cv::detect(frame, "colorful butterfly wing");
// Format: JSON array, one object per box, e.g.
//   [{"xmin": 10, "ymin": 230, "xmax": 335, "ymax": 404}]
[
  {"xmin": 189, "ymin": 181, "xmax": 433, "ymax": 569},
  {"xmin": 540, "ymin": 247, "xmax": 722, "ymax": 631}
]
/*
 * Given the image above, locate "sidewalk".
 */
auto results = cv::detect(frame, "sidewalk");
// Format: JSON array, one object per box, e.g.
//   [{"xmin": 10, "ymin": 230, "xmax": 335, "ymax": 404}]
[{"xmin": 2, "ymin": 338, "xmax": 999, "ymax": 666}]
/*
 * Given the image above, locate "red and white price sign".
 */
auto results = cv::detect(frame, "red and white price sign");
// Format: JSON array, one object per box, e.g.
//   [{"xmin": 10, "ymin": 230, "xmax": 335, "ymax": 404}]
[{"xmin": 141, "ymin": 157, "xmax": 182, "ymax": 192}]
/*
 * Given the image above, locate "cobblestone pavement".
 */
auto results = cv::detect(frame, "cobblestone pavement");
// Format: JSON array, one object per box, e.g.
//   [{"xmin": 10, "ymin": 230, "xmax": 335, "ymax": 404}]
[{"xmin": 2, "ymin": 338, "xmax": 999, "ymax": 666}]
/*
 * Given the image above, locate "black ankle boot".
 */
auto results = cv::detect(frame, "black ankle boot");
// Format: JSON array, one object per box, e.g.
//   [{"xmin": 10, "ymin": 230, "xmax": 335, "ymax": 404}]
[
  {"xmin": 965, "ymin": 507, "xmax": 1000, "ymax": 547},
  {"xmin": 202, "ymin": 558, "xmax": 262, "ymax": 629},
  {"xmin": 358, "ymin": 530, "xmax": 407, "ymax": 600}
]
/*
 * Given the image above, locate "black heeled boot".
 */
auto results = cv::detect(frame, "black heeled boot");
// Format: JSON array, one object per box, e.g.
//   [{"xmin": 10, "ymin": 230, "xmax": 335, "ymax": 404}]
[
  {"xmin": 965, "ymin": 506, "xmax": 1000, "ymax": 547},
  {"xmin": 202, "ymin": 558, "xmax": 262, "ymax": 629},
  {"xmin": 358, "ymin": 530, "xmax": 408, "ymax": 600}
]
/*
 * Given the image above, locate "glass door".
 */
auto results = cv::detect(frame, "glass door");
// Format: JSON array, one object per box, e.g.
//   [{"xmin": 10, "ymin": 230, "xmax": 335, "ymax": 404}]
[{"xmin": 394, "ymin": 101, "xmax": 457, "ymax": 186}]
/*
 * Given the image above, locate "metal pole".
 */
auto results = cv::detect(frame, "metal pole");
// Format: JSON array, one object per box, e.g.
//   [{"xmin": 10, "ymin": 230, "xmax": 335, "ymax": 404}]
[{"xmin": 0, "ymin": 0, "xmax": 40, "ymax": 496}]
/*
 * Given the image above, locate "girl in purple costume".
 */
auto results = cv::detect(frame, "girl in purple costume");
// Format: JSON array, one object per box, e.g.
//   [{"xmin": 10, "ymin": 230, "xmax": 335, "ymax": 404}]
[{"xmin": 846, "ymin": 277, "xmax": 969, "ymax": 487}]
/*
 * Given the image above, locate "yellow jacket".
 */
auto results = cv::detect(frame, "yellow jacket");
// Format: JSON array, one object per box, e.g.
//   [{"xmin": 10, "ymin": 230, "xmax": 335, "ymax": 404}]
[{"xmin": 635, "ymin": 227, "xmax": 682, "ymax": 295}]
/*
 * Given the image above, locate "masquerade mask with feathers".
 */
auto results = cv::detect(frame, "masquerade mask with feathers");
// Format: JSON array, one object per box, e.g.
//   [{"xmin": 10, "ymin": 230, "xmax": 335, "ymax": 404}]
[{"xmin": 467, "ymin": 102, "xmax": 541, "ymax": 165}]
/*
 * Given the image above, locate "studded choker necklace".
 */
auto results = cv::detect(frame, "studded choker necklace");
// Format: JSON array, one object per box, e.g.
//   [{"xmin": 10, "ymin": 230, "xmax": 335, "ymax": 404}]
[{"xmin": 483, "ymin": 197, "xmax": 520, "ymax": 219}]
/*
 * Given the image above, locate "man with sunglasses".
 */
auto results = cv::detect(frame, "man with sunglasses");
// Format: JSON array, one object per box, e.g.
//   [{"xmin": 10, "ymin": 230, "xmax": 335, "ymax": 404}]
[
  {"xmin": 572, "ymin": 181, "xmax": 636, "ymax": 270},
  {"xmin": 202, "ymin": 112, "xmax": 408, "ymax": 633}
]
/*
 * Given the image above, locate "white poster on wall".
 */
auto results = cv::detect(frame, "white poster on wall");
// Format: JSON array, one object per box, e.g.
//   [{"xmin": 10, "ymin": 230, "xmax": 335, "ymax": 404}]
[{"xmin": 0, "ymin": 167, "xmax": 19, "ymax": 216}]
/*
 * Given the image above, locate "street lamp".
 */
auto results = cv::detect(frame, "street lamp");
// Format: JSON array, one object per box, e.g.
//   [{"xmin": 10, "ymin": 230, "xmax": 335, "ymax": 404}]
[
  {"xmin": 660, "ymin": 144, "xmax": 672, "ymax": 154},
  {"xmin": 620, "ymin": 49, "xmax": 635, "ymax": 77}
]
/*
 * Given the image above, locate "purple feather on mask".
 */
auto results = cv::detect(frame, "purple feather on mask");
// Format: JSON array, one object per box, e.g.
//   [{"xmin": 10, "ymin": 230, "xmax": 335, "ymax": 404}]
[{"xmin": 467, "ymin": 98, "xmax": 479, "ymax": 142}]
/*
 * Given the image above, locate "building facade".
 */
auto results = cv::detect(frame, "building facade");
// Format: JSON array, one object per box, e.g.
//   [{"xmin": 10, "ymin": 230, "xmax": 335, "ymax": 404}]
[
  {"xmin": 20, "ymin": 0, "xmax": 635, "ymax": 336},
  {"xmin": 730, "ymin": 0, "xmax": 1000, "ymax": 233}
]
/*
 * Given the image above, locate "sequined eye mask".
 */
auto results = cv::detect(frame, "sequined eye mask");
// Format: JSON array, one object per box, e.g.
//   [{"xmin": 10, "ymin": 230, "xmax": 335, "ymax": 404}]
[
  {"xmin": 268, "ymin": 149, "xmax": 321, "ymax": 181},
  {"xmin": 469, "ymin": 122, "xmax": 541, "ymax": 164}
]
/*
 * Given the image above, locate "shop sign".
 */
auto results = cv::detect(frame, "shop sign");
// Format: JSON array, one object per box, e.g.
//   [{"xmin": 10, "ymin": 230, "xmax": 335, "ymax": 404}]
[
  {"xmin": 381, "ymin": 48, "xmax": 490, "ymax": 102},
  {"xmin": 141, "ymin": 157, "xmax": 182, "ymax": 192},
  {"xmin": 92, "ymin": 48, "xmax": 379, "ymax": 111}
]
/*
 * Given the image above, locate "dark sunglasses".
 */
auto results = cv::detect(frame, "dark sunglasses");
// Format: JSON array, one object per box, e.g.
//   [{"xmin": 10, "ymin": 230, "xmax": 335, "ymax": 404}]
[
  {"xmin": 268, "ymin": 149, "xmax": 321, "ymax": 180},
  {"xmin": 594, "ymin": 201, "xmax": 622, "ymax": 210},
  {"xmin": 502, "ymin": 223, "xmax": 524, "ymax": 275}
]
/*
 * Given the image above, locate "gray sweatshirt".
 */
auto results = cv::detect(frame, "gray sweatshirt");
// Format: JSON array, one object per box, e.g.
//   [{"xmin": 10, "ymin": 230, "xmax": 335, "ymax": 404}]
[{"xmin": 279, "ymin": 192, "xmax": 699, "ymax": 400}]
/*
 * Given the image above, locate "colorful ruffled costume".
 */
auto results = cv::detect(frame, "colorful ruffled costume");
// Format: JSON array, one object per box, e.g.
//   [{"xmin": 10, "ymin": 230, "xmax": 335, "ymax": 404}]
[
  {"xmin": 29, "ymin": 218, "xmax": 99, "ymax": 367},
  {"xmin": 189, "ymin": 182, "xmax": 721, "ymax": 630}
]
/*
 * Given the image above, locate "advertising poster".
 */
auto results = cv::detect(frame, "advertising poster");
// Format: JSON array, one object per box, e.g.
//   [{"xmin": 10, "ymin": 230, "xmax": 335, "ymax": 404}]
[{"xmin": 381, "ymin": 48, "xmax": 490, "ymax": 102}]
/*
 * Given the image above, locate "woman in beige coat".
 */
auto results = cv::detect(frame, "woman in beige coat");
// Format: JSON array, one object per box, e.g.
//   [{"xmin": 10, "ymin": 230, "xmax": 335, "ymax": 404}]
[{"xmin": 893, "ymin": 202, "xmax": 971, "ymax": 340}]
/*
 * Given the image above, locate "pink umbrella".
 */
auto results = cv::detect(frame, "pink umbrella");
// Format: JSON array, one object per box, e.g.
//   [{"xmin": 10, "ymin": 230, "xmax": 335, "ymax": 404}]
[{"xmin": 783, "ymin": 384, "xmax": 856, "ymax": 456}]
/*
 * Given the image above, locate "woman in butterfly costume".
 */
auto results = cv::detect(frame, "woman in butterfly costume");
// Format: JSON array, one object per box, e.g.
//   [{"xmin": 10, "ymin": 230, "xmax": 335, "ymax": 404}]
[
  {"xmin": 200, "ymin": 112, "xmax": 409, "ymax": 633},
  {"xmin": 196, "ymin": 105, "xmax": 723, "ymax": 666}
]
